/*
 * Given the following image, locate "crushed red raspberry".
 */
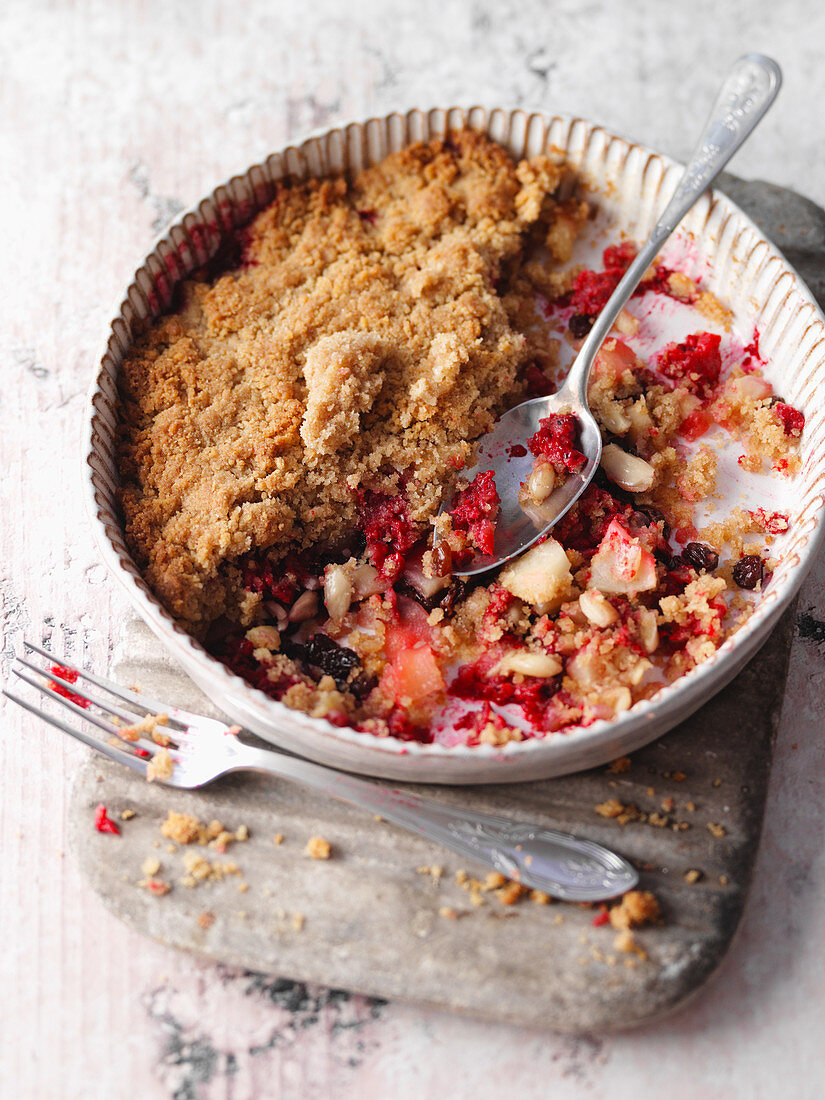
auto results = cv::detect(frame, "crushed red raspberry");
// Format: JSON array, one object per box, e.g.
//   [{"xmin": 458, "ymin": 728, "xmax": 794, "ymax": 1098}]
[
  {"xmin": 94, "ymin": 804, "xmax": 120, "ymax": 835},
  {"xmin": 449, "ymin": 470, "xmax": 500, "ymax": 557},
  {"xmin": 591, "ymin": 910, "xmax": 610, "ymax": 927},
  {"xmin": 567, "ymin": 243, "xmax": 637, "ymax": 319},
  {"xmin": 679, "ymin": 408, "xmax": 712, "ymax": 442},
  {"xmin": 657, "ymin": 332, "xmax": 722, "ymax": 396},
  {"xmin": 49, "ymin": 664, "xmax": 90, "ymax": 709},
  {"xmin": 749, "ymin": 509, "xmax": 790, "ymax": 535},
  {"xmin": 523, "ymin": 362, "xmax": 552, "ymax": 395},
  {"xmin": 602, "ymin": 241, "xmax": 637, "ymax": 271},
  {"xmin": 773, "ymin": 402, "xmax": 805, "ymax": 436},
  {"xmin": 386, "ymin": 709, "xmax": 433, "ymax": 743},
  {"xmin": 527, "ymin": 413, "xmax": 586, "ymax": 472},
  {"xmin": 357, "ymin": 489, "xmax": 417, "ymax": 573},
  {"xmin": 569, "ymin": 269, "xmax": 624, "ymax": 318},
  {"xmin": 242, "ymin": 553, "xmax": 310, "ymax": 604}
]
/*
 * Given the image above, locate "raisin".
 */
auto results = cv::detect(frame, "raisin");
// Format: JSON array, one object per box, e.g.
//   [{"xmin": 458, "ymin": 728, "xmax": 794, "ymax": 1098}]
[
  {"xmin": 732, "ymin": 555, "xmax": 763, "ymax": 590},
  {"xmin": 683, "ymin": 542, "xmax": 719, "ymax": 573},
  {"xmin": 569, "ymin": 313, "xmax": 594, "ymax": 337},
  {"xmin": 296, "ymin": 634, "xmax": 361, "ymax": 688},
  {"xmin": 430, "ymin": 543, "xmax": 452, "ymax": 578}
]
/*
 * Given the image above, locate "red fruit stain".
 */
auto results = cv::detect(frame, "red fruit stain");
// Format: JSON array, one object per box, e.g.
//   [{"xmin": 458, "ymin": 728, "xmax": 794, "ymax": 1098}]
[
  {"xmin": 49, "ymin": 664, "xmax": 89, "ymax": 709},
  {"xmin": 94, "ymin": 804, "xmax": 120, "ymax": 835}
]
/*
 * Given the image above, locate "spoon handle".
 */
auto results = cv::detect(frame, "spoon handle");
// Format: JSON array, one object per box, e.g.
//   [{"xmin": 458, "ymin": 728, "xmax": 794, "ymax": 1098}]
[
  {"xmin": 238, "ymin": 743, "xmax": 638, "ymax": 901},
  {"xmin": 563, "ymin": 53, "xmax": 782, "ymax": 406}
]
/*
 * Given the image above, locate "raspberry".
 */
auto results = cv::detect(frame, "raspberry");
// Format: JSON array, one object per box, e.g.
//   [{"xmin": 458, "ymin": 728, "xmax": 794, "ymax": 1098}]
[
  {"xmin": 448, "ymin": 470, "xmax": 500, "ymax": 556},
  {"xmin": 94, "ymin": 804, "xmax": 120, "ymax": 835},
  {"xmin": 569, "ymin": 269, "xmax": 623, "ymax": 317},
  {"xmin": 657, "ymin": 332, "xmax": 722, "ymax": 396},
  {"xmin": 357, "ymin": 489, "xmax": 417, "ymax": 572},
  {"xmin": 602, "ymin": 241, "xmax": 637, "ymax": 271},
  {"xmin": 527, "ymin": 413, "xmax": 586, "ymax": 472},
  {"xmin": 679, "ymin": 408, "xmax": 712, "ymax": 442},
  {"xmin": 49, "ymin": 664, "xmax": 90, "ymax": 709},
  {"xmin": 773, "ymin": 402, "xmax": 805, "ymax": 436}
]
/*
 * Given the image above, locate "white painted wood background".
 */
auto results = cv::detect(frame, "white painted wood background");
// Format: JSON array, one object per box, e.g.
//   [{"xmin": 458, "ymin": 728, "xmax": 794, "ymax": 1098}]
[{"xmin": 2, "ymin": 2, "xmax": 824, "ymax": 1097}]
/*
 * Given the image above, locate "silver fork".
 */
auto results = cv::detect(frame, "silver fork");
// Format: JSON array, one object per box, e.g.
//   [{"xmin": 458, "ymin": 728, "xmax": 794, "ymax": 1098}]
[{"xmin": 4, "ymin": 639, "xmax": 638, "ymax": 902}]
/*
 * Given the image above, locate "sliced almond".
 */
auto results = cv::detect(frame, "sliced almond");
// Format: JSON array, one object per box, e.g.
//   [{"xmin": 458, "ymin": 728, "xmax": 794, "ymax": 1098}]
[
  {"xmin": 495, "ymin": 651, "xmax": 563, "ymax": 678},
  {"xmin": 288, "ymin": 590, "xmax": 319, "ymax": 623},
  {"xmin": 601, "ymin": 686, "xmax": 633, "ymax": 713},
  {"xmin": 324, "ymin": 564, "xmax": 353, "ymax": 623},
  {"xmin": 579, "ymin": 589, "xmax": 619, "ymax": 627},
  {"xmin": 524, "ymin": 460, "xmax": 556, "ymax": 505},
  {"xmin": 637, "ymin": 608, "xmax": 659, "ymax": 654},
  {"xmin": 600, "ymin": 443, "xmax": 655, "ymax": 493}
]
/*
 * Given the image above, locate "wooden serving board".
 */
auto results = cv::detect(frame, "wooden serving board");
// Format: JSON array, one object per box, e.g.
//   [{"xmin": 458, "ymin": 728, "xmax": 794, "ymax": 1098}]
[{"xmin": 69, "ymin": 179, "xmax": 825, "ymax": 1032}]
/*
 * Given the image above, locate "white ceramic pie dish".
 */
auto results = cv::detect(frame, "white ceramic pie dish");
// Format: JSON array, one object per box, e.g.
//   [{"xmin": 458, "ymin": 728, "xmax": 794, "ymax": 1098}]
[{"xmin": 83, "ymin": 106, "xmax": 825, "ymax": 784}]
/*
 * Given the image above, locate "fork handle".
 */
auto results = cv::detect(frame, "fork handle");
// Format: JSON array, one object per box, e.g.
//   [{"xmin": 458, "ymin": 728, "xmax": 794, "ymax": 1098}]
[{"xmin": 234, "ymin": 745, "xmax": 637, "ymax": 902}]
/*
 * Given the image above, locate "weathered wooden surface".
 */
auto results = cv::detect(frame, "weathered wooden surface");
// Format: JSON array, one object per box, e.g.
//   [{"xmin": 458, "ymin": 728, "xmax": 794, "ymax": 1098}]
[
  {"xmin": 72, "ymin": 607, "xmax": 794, "ymax": 1031},
  {"xmin": 3, "ymin": 2, "xmax": 825, "ymax": 1097}
]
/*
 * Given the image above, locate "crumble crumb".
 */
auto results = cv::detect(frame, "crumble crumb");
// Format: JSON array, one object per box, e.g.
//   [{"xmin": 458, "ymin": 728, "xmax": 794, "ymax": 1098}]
[
  {"xmin": 140, "ymin": 877, "xmax": 172, "ymax": 896},
  {"xmin": 306, "ymin": 836, "xmax": 332, "ymax": 860},
  {"xmin": 141, "ymin": 856, "xmax": 161, "ymax": 877},
  {"xmin": 707, "ymin": 822, "xmax": 727, "ymax": 838},
  {"xmin": 146, "ymin": 748, "xmax": 174, "ymax": 783},
  {"xmin": 613, "ymin": 929, "xmax": 647, "ymax": 959},
  {"xmin": 608, "ymin": 890, "xmax": 661, "ymax": 930},
  {"xmin": 291, "ymin": 912, "xmax": 305, "ymax": 931},
  {"xmin": 197, "ymin": 911, "xmax": 216, "ymax": 929},
  {"xmin": 606, "ymin": 756, "xmax": 632, "ymax": 774},
  {"xmin": 684, "ymin": 869, "xmax": 703, "ymax": 883}
]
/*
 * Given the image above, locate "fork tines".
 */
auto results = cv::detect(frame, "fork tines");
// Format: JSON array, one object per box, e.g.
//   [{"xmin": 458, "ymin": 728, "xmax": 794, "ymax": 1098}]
[{"xmin": 3, "ymin": 640, "xmax": 179, "ymax": 776}]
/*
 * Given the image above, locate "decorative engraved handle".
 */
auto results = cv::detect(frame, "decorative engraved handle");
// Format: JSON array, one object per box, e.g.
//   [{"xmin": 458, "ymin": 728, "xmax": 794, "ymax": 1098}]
[
  {"xmin": 652, "ymin": 53, "xmax": 782, "ymax": 237},
  {"xmin": 564, "ymin": 54, "xmax": 781, "ymax": 409},
  {"xmin": 240, "ymin": 745, "xmax": 638, "ymax": 901}
]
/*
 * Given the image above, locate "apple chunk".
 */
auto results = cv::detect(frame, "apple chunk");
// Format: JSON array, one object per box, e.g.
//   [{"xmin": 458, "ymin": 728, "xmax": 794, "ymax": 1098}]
[
  {"xmin": 588, "ymin": 518, "xmax": 657, "ymax": 595},
  {"xmin": 499, "ymin": 537, "xmax": 572, "ymax": 613}
]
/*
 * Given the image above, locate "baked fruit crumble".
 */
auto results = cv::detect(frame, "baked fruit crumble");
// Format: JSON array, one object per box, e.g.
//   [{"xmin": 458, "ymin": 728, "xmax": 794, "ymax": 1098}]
[{"xmin": 116, "ymin": 130, "xmax": 804, "ymax": 747}]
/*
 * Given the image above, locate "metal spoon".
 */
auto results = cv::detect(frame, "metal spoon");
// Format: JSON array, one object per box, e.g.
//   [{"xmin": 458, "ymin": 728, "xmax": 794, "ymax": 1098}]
[{"xmin": 445, "ymin": 53, "xmax": 781, "ymax": 576}]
